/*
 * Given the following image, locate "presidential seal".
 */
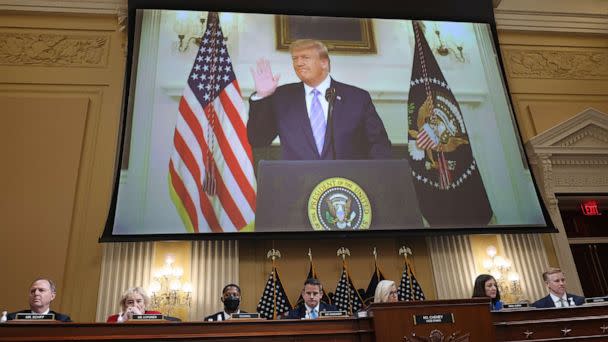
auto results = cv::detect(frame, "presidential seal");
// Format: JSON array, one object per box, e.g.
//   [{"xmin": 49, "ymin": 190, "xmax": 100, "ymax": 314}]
[{"xmin": 308, "ymin": 177, "xmax": 371, "ymax": 231}]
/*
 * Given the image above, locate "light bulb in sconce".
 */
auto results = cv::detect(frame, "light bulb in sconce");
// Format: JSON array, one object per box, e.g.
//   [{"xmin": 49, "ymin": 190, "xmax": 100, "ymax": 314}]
[
  {"xmin": 169, "ymin": 280, "xmax": 182, "ymax": 291},
  {"xmin": 182, "ymin": 283, "xmax": 193, "ymax": 293},
  {"xmin": 165, "ymin": 254, "xmax": 175, "ymax": 266},
  {"xmin": 483, "ymin": 259, "xmax": 493, "ymax": 270},
  {"xmin": 149, "ymin": 281, "xmax": 161, "ymax": 294},
  {"xmin": 486, "ymin": 245, "xmax": 497, "ymax": 258},
  {"xmin": 508, "ymin": 272, "xmax": 520, "ymax": 282}
]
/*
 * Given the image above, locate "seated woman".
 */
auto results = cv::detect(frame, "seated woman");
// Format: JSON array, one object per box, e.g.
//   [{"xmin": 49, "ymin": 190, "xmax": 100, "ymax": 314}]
[
  {"xmin": 472, "ymin": 274, "xmax": 503, "ymax": 310},
  {"xmin": 374, "ymin": 280, "xmax": 399, "ymax": 303},
  {"xmin": 107, "ymin": 287, "xmax": 161, "ymax": 323}
]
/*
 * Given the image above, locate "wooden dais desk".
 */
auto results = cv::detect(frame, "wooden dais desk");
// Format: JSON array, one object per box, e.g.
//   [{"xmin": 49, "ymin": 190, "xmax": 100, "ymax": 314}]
[{"xmin": 493, "ymin": 303, "xmax": 608, "ymax": 341}]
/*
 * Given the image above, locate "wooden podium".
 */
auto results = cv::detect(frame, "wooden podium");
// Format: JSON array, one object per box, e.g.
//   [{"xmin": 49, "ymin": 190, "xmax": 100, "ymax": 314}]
[{"xmin": 368, "ymin": 298, "xmax": 495, "ymax": 341}]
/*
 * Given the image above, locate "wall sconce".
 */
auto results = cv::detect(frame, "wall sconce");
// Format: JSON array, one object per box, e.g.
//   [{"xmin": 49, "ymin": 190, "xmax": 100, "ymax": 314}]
[
  {"xmin": 149, "ymin": 254, "xmax": 192, "ymax": 316},
  {"xmin": 483, "ymin": 245, "xmax": 522, "ymax": 302},
  {"xmin": 173, "ymin": 11, "xmax": 231, "ymax": 53},
  {"xmin": 432, "ymin": 24, "xmax": 465, "ymax": 63}
]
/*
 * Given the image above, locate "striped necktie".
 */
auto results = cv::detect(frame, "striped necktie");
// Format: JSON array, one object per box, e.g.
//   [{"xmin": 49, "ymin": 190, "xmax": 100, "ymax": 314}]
[{"xmin": 309, "ymin": 88, "xmax": 326, "ymax": 156}]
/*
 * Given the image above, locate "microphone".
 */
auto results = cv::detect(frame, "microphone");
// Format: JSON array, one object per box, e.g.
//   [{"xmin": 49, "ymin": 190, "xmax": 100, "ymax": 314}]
[{"xmin": 325, "ymin": 87, "xmax": 337, "ymax": 160}]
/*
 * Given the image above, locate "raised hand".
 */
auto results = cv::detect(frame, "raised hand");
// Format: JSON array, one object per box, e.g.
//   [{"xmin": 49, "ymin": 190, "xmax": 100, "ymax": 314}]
[{"xmin": 250, "ymin": 58, "xmax": 280, "ymax": 98}]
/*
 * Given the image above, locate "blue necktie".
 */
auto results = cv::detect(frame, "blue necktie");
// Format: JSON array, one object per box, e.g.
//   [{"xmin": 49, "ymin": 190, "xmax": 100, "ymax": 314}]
[
  {"xmin": 309, "ymin": 89, "xmax": 326, "ymax": 156},
  {"xmin": 309, "ymin": 309, "xmax": 318, "ymax": 319}
]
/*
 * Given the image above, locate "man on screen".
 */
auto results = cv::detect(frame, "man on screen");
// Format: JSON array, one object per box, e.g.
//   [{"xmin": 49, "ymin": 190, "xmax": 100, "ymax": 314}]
[
  {"xmin": 531, "ymin": 268, "xmax": 584, "ymax": 308},
  {"xmin": 247, "ymin": 39, "xmax": 392, "ymax": 160},
  {"xmin": 7, "ymin": 278, "xmax": 72, "ymax": 322}
]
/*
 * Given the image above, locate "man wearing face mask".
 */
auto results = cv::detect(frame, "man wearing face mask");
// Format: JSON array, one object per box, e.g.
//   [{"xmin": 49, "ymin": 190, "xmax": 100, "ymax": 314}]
[{"xmin": 204, "ymin": 284, "xmax": 244, "ymax": 321}]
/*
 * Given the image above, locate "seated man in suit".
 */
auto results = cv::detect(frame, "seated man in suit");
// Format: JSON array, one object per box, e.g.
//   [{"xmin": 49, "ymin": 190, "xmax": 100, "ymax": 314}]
[
  {"xmin": 532, "ymin": 268, "xmax": 585, "ymax": 308},
  {"xmin": 248, "ymin": 39, "xmax": 392, "ymax": 160},
  {"xmin": 204, "ymin": 284, "xmax": 244, "ymax": 321},
  {"xmin": 286, "ymin": 278, "xmax": 337, "ymax": 319},
  {"xmin": 7, "ymin": 278, "xmax": 72, "ymax": 322}
]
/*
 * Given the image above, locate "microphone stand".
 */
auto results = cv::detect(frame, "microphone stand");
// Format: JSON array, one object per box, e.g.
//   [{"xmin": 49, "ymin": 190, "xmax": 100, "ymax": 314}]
[{"xmin": 325, "ymin": 88, "xmax": 337, "ymax": 160}]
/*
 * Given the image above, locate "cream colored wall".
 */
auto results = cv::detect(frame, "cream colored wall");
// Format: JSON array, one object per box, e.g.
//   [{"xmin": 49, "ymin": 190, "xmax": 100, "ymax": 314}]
[{"xmin": 0, "ymin": 9, "xmax": 126, "ymax": 320}]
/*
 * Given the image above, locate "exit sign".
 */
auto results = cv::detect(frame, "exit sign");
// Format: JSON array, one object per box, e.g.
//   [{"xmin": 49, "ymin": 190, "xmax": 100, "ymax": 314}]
[{"xmin": 580, "ymin": 200, "xmax": 601, "ymax": 216}]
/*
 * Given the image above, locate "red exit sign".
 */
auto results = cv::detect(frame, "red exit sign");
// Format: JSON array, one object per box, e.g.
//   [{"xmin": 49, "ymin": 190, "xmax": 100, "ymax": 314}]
[{"xmin": 580, "ymin": 200, "xmax": 602, "ymax": 216}]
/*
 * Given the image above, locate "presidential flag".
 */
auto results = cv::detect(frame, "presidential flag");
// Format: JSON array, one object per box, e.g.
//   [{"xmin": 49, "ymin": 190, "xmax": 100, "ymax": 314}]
[
  {"xmin": 169, "ymin": 12, "xmax": 256, "ymax": 233},
  {"xmin": 363, "ymin": 261, "xmax": 385, "ymax": 306},
  {"xmin": 333, "ymin": 263, "xmax": 364, "ymax": 314},
  {"xmin": 398, "ymin": 260, "xmax": 425, "ymax": 301},
  {"xmin": 406, "ymin": 21, "xmax": 493, "ymax": 226},
  {"xmin": 256, "ymin": 266, "xmax": 292, "ymax": 319}
]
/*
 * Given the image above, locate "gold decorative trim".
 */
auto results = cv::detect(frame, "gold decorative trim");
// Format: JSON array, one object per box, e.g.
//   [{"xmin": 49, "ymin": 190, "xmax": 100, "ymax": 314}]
[
  {"xmin": 503, "ymin": 49, "xmax": 608, "ymax": 80},
  {"xmin": 0, "ymin": 32, "xmax": 109, "ymax": 67}
]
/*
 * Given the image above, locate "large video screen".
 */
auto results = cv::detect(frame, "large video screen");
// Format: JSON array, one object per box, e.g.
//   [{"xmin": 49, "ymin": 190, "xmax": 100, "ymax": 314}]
[{"xmin": 102, "ymin": 2, "xmax": 553, "ymax": 240}]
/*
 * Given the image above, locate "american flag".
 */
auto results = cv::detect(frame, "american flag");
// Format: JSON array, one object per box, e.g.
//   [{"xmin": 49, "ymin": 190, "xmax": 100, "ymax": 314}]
[
  {"xmin": 168, "ymin": 12, "xmax": 256, "ymax": 233},
  {"xmin": 333, "ymin": 264, "xmax": 364, "ymax": 314},
  {"xmin": 256, "ymin": 267, "xmax": 292, "ymax": 319},
  {"xmin": 398, "ymin": 260, "xmax": 425, "ymax": 301}
]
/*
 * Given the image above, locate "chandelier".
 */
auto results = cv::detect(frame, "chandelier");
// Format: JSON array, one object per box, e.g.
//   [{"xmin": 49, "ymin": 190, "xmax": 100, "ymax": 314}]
[
  {"xmin": 483, "ymin": 245, "xmax": 522, "ymax": 303},
  {"xmin": 149, "ymin": 254, "xmax": 193, "ymax": 316}
]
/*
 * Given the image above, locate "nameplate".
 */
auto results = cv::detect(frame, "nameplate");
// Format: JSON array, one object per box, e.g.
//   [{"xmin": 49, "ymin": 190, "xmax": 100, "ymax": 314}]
[
  {"xmin": 15, "ymin": 313, "xmax": 55, "ymax": 320},
  {"xmin": 231, "ymin": 313, "xmax": 260, "ymax": 319},
  {"xmin": 503, "ymin": 303, "xmax": 529, "ymax": 309},
  {"xmin": 320, "ymin": 310, "xmax": 348, "ymax": 317},
  {"xmin": 585, "ymin": 296, "xmax": 608, "ymax": 304},
  {"xmin": 132, "ymin": 314, "xmax": 163, "ymax": 320},
  {"xmin": 413, "ymin": 313, "xmax": 454, "ymax": 325}
]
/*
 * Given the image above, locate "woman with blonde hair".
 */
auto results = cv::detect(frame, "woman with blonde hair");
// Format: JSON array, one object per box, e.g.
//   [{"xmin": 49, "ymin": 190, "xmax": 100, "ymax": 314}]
[
  {"xmin": 374, "ymin": 280, "xmax": 399, "ymax": 303},
  {"xmin": 106, "ymin": 287, "xmax": 161, "ymax": 323}
]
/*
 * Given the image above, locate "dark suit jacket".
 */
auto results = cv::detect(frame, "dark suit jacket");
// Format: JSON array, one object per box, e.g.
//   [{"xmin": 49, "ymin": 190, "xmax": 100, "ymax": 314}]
[
  {"xmin": 285, "ymin": 302, "xmax": 338, "ymax": 319},
  {"xmin": 7, "ymin": 309, "xmax": 72, "ymax": 322},
  {"xmin": 204, "ymin": 310, "xmax": 246, "ymax": 321},
  {"xmin": 247, "ymin": 79, "xmax": 392, "ymax": 160},
  {"xmin": 531, "ymin": 293, "xmax": 585, "ymax": 308}
]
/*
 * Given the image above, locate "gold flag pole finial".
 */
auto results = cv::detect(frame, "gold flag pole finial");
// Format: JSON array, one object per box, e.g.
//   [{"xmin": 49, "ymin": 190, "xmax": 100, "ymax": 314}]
[
  {"xmin": 307, "ymin": 248, "xmax": 313, "ymax": 262},
  {"xmin": 372, "ymin": 247, "xmax": 378, "ymax": 262},
  {"xmin": 399, "ymin": 246, "xmax": 412, "ymax": 262},
  {"xmin": 267, "ymin": 249, "xmax": 281, "ymax": 262},
  {"xmin": 337, "ymin": 247, "xmax": 350, "ymax": 261}
]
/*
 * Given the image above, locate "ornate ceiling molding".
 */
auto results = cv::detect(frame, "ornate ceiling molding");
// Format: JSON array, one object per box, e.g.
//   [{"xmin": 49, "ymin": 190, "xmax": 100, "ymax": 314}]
[
  {"xmin": 0, "ymin": 0, "xmax": 126, "ymax": 15},
  {"xmin": 494, "ymin": 10, "xmax": 608, "ymax": 34}
]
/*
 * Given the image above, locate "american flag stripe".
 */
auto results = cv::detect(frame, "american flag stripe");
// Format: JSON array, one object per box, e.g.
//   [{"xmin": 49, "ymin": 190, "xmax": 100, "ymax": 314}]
[
  {"xmin": 219, "ymin": 84, "xmax": 254, "ymax": 164},
  {"xmin": 177, "ymin": 93, "xmax": 251, "ymax": 231},
  {"xmin": 171, "ymin": 132, "xmax": 220, "ymax": 232},
  {"xmin": 168, "ymin": 159, "xmax": 198, "ymax": 233},
  {"xmin": 182, "ymin": 87, "xmax": 256, "ymax": 210}
]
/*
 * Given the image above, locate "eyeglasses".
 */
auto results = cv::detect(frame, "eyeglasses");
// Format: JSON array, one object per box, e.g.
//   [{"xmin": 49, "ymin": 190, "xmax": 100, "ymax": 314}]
[{"xmin": 389, "ymin": 291, "xmax": 398, "ymax": 296}]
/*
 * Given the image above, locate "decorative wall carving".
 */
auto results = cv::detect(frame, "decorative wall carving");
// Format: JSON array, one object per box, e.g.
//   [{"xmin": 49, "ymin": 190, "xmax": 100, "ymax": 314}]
[
  {"xmin": 554, "ymin": 175, "xmax": 608, "ymax": 187},
  {"xmin": 504, "ymin": 50, "xmax": 608, "ymax": 80},
  {"xmin": 0, "ymin": 32, "xmax": 108, "ymax": 66},
  {"xmin": 557, "ymin": 125, "xmax": 608, "ymax": 147}
]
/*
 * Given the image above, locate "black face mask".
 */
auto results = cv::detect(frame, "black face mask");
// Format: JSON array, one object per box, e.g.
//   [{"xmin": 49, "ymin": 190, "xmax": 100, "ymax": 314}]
[{"xmin": 223, "ymin": 296, "xmax": 240, "ymax": 311}]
